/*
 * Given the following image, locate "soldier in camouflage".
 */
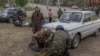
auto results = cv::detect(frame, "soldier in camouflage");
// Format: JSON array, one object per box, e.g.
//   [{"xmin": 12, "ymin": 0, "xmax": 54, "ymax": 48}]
[
  {"xmin": 36, "ymin": 30, "xmax": 70, "ymax": 56},
  {"xmin": 30, "ymin": 28, "xmax": 51, "ymax": 52}
]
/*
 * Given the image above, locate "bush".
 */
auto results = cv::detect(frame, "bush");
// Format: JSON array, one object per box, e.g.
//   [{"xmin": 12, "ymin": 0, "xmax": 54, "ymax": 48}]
[
  {"xmin": 0, "ymin": 5, "xmax": 3, "ymax": 11},
  {"xmin": 15, "ymin": 0, "xmax": 28, "ymax": 7},
  {"xmin": 62, "ymin": 0, "xmax": 68, "ymax": 6}
]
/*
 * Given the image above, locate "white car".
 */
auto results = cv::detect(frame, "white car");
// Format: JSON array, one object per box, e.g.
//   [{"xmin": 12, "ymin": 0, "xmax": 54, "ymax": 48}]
[
  {"xmin": 71, "ymin": 5, "xmax": 78, "ymax": 9},
  {"xmin": 43, "ymin": 11, "xmax": 100, "ymax": 48}
]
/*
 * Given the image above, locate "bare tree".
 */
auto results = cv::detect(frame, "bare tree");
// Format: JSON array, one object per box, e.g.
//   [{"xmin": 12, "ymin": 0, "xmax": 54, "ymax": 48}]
[
  {"xmin": 57, "ymin": 0, "xmax": 60, "ymax": 8},
  {"xmin": 7, "ymin": 0, "xmax": 10, "ymax": 4}
]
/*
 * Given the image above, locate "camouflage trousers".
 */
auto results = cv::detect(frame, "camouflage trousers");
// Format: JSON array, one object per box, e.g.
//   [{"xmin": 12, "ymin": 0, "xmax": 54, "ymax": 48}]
[{"xmin": 36, "ymin": 48, "xmax": 64, "ymax": 56}]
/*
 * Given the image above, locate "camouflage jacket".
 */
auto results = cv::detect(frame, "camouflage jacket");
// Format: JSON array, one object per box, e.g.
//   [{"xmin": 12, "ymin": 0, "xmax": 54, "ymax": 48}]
[
  {"xmin": 36, "ymin": 30, "xmax": 70, "ymax": 56},
  {"xmin": 45, "ymin": 30, "xmax": 69, "ymax": 56}
]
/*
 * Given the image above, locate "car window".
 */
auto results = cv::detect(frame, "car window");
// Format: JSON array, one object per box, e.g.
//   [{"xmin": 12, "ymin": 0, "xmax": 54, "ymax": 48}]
[
  {"xmin": 59, "ymin": 12, "xmax": 82, "ymax": 22},
  {"xmin": 7, "ymin": 9, "xmax": 15, "ymax": 14},
  {"xmin": 2, "ymin": 9, "xmax": 8, "ymax": 13},
  {"xmin": 83, "ymin": 14, "xmax": 91, "ymax": 22},
  {"xmin": 91, "ymin": 14, "xmax": 97, "ymax": 21}
]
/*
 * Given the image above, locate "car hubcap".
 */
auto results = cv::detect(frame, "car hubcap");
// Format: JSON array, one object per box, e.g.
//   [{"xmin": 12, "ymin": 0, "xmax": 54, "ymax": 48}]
[{"xmin": 73, "ymin": 36, "xmax": 80, "ymax": 47}]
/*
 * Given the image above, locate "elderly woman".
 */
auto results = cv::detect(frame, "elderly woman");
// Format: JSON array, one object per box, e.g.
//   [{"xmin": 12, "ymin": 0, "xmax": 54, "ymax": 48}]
[{"xmin": 31, "ymin": 6, "xmax": 44, "ymax": 34}]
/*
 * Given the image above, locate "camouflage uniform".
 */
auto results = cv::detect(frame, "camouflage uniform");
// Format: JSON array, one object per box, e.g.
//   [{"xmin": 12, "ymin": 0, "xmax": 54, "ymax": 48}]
[
  {"xmin": 57, "ymin": 8, "xmax": 63, "ymax": 18},
  {"xmin": 17, "ymin": 9, "xmax": 24, "ymax": 26},
  {"xmin": 30, "ymin": 29, "xmax": 51, "ymax": 51},
  {"xmin": 37, "ymin": 30, "xmax": 70, "ymax": 56}
]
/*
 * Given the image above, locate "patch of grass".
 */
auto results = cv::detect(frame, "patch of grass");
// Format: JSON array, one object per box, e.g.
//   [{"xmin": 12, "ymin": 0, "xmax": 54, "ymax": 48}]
[
  {"xmin": 23, "ymin": 6, "xmax": 34, "ymax": 11},
  {"xmin": 0, "ymin": 6, "xmax": 3, "ymax": 11},
  {"xmin": 0, "ymin": 23, "xmax": 14, "ymax": 29},
  {"xmin": 0, "ymin": 17, "xmax": 31, "ymax": 29}
]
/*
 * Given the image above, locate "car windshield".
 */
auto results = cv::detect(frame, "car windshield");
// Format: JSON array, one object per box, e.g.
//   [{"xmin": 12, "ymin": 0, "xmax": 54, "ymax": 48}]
[
  {"xmin": 7, "ymin": 9, "xmax": 15, "ymax": 14},
  {"xmin": 2, "ymin": 9, "xmax": 7, "ymax": 13},
  {"xmin": 59, "ymin": 12, "xmax": 82, "ymax": 22},
  {"xmin": 2, "ymin": 8, "xmax": 15, "ymax": 14}
]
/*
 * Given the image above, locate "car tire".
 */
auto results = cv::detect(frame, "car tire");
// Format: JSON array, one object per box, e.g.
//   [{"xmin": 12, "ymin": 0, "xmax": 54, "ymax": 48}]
[
  {"xmin": 71, "ymin": 34, "xmax": 80, "ymax": 49},
  {"xmin": 7, "ymin": 18, "xmax": 12, "ymax": 23}
]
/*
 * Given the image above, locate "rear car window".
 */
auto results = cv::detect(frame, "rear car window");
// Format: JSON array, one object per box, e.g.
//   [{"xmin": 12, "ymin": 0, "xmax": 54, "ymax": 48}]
[
  {"xmin": 83, "ymin": 14, "xmax": 91, "ymax": 22},
  {"xmin": 7, "ymin": 9, "xmax": 15, "ymax": 14},
  {"xmin": 91, "ymin": 13, "xmax": 97, "ymax": 21}
]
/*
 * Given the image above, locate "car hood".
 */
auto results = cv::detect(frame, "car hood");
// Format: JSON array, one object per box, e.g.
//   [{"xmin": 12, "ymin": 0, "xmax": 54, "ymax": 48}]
[
  {"xmin": 0, "ymin": 12, "xmax": 7, "ymax": 17},
  {"xmin": 42, "ymin": 22, "xmax": 82, "ymax": 31}
]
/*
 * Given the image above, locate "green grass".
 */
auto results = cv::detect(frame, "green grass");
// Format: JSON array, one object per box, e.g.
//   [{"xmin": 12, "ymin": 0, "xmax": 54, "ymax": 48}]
[
  {"xmin": 0, "ymin": 6, "xmax": 3, "ymax": 11},
  {"xmin": 0, "ymin": 17, "xmax": 31, "ymax": 29},
  {"xmin": 0, "ymin": 23, "xmax": 14, "ymax": 29}
]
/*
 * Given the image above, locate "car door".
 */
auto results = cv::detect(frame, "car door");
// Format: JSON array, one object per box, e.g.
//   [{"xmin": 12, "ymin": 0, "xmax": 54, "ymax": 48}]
[
  {"xmin": 81, "ymin": 14, "xmax": 93, "ymax": 38},
  {"xmin": 91, "ymin": 13, "xmax": 100, "ymax": 32}
]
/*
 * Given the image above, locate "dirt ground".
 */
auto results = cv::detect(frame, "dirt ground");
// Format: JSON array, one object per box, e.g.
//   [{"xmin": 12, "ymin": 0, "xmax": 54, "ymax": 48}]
[
  {"xmin": 70, "ymin": 36, "xmax": 100, "ymax": 56},
  {"xmin": 0, "ymin": 24, "xmax": 35, "ymax": 56},
  {"xmin": 0, "ymin": 23, "xmax": 100, "ymax": 56}
]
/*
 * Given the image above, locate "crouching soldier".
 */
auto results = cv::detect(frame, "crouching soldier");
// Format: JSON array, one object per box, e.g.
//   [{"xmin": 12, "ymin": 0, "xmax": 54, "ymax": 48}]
[
  {"xmin": 16, "ymin": 8, "xmax": 24, "ymax": 26},
  {"xmin": 29, "ymin": 28, "xmax": 51, "ymax": 52},
  {"xmin": 36, "ymin": 30, "xmax": 70, "ymax": 56}
]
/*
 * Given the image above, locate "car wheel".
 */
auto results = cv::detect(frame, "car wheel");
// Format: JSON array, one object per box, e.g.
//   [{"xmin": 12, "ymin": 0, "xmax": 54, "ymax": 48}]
[
  {"xmin": 94, "ymin": 29, "xmax": 99, "ymax": 37},
  {"xmin": 7, "ymin": 18, "xmax": 12, "ymax": 23},
  {"xmin": 71, "ymin": 34, "xmax": 80, "ymax": 49}
]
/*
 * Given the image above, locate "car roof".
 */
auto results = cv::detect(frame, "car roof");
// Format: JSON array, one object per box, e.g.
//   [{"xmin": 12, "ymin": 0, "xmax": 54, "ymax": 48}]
[
  {"xmin": 7, "ymin": 7, "xmax": 17, "ymax": 9},
  {"xmin": 65, "ymin": 11, "xmax": 95, "ymax": 14},
  {"xmin": 4, "ymin": 8, "xmax": 17, "ymax": 11},
  {"xmin": 2, "ymin": 7, "xmax": 17, "ymax": 12}
]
